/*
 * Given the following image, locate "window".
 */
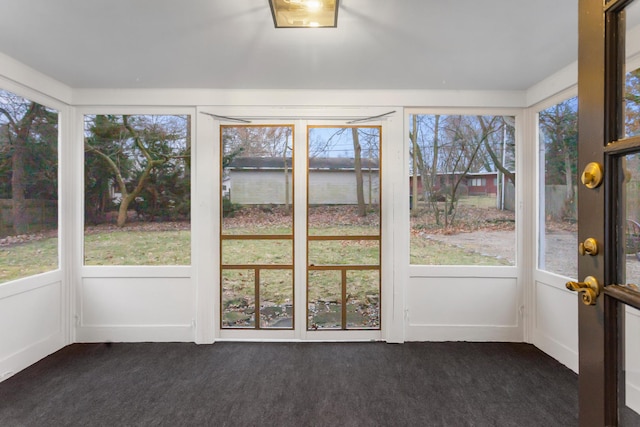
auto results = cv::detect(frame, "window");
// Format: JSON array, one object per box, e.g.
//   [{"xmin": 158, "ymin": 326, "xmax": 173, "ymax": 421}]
[
  {"xmin": 0, "ymin": 89, "xmax": 59, "ymax": 283},
  {"xmin": 468, "ymin": 177, "xmax": 486, "ymax": 187},
  {"xmin": 83, "ymin": 114, "xmax": 191, "ymax": 266},
  {"xmin": 409, "ymin": 114, "xmax": 516, "ymax": 266},
  {"xmin": 537, "ymin": 97, "xmax": 578, "ymax": 279}
]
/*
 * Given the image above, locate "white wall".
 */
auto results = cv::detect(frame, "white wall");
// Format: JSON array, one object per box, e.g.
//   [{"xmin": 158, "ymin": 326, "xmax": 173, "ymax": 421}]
[
  {"xmin": 229, "ymin": 170, "xmax": 293, "ymax": 205},
  {"xmin": 75, "ymin": 269, "xmax": 194, "ymax": 342},
  {"xmin": 0, "ymin": 275, "xmax": 66, "ymax": 382},
  {"xmin": 308, "ymin": 171, "xmax": 380, "ymax": 205},
  {"xmin": 405, "ymin": 270, "xmax": 521, "ymax": 341}
]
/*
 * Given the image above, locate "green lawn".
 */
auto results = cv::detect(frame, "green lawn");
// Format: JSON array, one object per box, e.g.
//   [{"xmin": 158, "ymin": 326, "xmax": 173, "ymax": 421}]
[
  {"xmin": 84, "ymin": 230, "xmax": 191, "ymax": 265},
  {"xmin": 0, "ymin": 238, "xmax": 59, "ymax": 283}
]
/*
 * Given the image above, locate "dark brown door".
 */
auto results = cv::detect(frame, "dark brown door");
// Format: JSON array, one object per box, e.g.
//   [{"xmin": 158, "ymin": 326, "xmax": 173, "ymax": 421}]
[{"xmin": 575, "ymin": 0, "xmax": 640, "ymax": 425}]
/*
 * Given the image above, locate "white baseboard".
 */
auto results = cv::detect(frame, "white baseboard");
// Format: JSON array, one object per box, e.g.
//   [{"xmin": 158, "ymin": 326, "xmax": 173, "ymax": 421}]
[{"xmin": 75, "ymin": 325, "xmax": 194, "ymax": 343}]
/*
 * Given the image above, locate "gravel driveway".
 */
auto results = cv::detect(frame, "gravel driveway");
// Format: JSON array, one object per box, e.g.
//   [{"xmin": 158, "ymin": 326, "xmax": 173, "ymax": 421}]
[{"xmin": 425, "ymin": 229, "xmax": 640, "ymax": 283}]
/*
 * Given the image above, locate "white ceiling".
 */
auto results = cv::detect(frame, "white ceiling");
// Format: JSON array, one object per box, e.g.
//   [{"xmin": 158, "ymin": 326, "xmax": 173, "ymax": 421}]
[{"xmin": 0, "ymin": 0, "xmax": 581, "ymax": 91}]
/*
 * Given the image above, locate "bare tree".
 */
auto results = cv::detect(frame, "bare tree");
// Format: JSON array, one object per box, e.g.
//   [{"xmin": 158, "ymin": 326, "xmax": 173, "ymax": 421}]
[
  {"xmin": 85, "ymin": 115, "xmax": 189, "ymax": 227},
  {"xmin": 352, "ymin": 128, "xmax": 366, "ymax": 217},
  {"xmin": 411, "ymin": 115, "xmax": 505, "ymax": 228}
]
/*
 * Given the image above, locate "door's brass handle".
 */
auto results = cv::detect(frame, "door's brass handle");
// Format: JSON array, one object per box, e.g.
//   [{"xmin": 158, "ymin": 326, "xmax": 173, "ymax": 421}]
[{"xmin": 566, "ymin": 276, "xmax": 601, "ymax": 305}]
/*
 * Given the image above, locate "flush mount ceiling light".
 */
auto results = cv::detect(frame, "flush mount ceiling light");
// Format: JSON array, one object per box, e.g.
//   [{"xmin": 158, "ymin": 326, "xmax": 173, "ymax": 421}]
[{"xmin": 269, "ymin": 0, "xmax": 339, "ymax": 28}]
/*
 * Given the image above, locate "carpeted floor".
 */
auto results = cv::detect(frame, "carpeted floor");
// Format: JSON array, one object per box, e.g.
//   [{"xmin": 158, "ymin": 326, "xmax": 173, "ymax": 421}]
[{"xmin": 0, "ymin": 342, "xmax": 578, "ymax": 426}]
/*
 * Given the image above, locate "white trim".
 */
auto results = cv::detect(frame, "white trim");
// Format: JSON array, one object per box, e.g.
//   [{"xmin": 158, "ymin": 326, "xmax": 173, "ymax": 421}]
[
  {"xmin": 75, "ymin": 326, "xmax": 193, "ymax": 343},
  {"xmin": 526, "ymin": 62, "xmax": 578, "ymax": 108},
  {"xmin": 195, "ymin": 108, "xmax": 218, "ymax": 344},
  {"xmin": 409, "ymin": 266, "xmax": 518, "ymax": 278},
  {"xmin": 72, "ymin": 89, "xmax": 527, "ymax": 109},
  {"xmin": 81, "ymin": 266, "xmax": 191, "ymax": 278},
  {"xmin": 0, "ymin": 52, "xmax": 72, "ymax": 104}
]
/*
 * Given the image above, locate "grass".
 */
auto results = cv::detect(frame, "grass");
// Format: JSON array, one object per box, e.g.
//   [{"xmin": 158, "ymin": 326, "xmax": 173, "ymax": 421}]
[
  {"xmin": 1, "ymin": 213, "xmax": 509, "ymax": 285},
  {"xmin": 84, "ymin": 230, "xmax": 190, "ymax": 265},
  {"xmin": 0, "ymin": 238, "xmax": 59, "ymax": 283},
  {"xmin": 410, "ymin": 235, "xmax": 511, "ymax": 266}
]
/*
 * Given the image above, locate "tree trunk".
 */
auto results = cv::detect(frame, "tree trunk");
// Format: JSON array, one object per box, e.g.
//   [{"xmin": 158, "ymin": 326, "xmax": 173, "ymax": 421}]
[
  {"xmin": 430, "ymin": 115, "xmax": 441, "ymax": 225},
  {"xmin": 116, "ymin": 196, "xmax": 130, "ymax": 227},
  {"xmin": 11, "ymin": 136, "xmax": 28, "ymax": 234},
  {"xmin": 563, "ymin": 149, "xmax": 574, "ymax": 201},
  {"xmin": 479, "ymin": 116, "xmax": 515, "ymax": 184},
  {"xmin": 1, "ymin": 102, "xmax": 44, "ymax": 235},
  {"xmin": 283, "ymin": 131, "xmax": 290, "ymax": 212},
  {"xmin": 431, "ymin": 115, "xmax": 440, "ymax": 192},
  {"xmin": 352, "ymin": 128, "xmax": 366, "ymax": 217},
  {"xmin": 411, "ymin": 115, "xmax": 418, "ymax": 213}
]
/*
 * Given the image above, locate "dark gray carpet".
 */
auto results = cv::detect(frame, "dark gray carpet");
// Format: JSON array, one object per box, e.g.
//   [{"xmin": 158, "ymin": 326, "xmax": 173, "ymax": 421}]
[{"xmin": 0, "ymin": 342, "xmax": 578, "ymax": 426}]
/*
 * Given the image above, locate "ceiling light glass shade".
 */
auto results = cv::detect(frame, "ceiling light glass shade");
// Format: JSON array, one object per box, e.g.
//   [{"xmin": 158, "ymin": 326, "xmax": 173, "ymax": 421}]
[{"xmin": 269, "ymin": 0, "xmax": 339, "ymax": 28}]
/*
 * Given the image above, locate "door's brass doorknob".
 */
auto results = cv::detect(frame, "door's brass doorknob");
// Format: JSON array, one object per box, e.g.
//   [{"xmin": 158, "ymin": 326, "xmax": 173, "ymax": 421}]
[
  {"xmin": 566, "ymin": 276, "xmax": 601, "ymax": 305},
  {"xmin": 578, "ymin": 238, "xmax": 599, "ymax": 256},
  {"xmin": 581, "ymin": 162, "xmax": 603, "ymax": 189}
]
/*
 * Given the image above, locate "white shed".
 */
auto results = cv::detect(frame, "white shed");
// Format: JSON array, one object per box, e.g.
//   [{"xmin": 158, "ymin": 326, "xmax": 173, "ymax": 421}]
[{"xmin": 227, "ymin": 157, "xmax": 380, "ymax": 205}]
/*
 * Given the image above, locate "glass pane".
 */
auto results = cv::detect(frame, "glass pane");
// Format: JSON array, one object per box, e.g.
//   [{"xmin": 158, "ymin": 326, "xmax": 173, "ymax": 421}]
[
  {"xmin": 307, "ymin": 126, "xmax": 380, "ymax": 237},
  {"xmin": 308, "ymin": 270, "xmax": 342, "ymax": 330},
  {"xmin": 624, "ymin": 1, "xmax": 640, "ymax": 139},
  {"xmin": 222, "ymin": 269, "xmax": 255, "ymax": 328},
  {"xmin": 624, "ymin": 153, "xmax": 640, "ymax": 285},
  {"xmin": 409, "ymin": 115, "xmax": 516, "ymax": 266},
  {"xmin": 84, "ymin": 114, "xmax": 191, "ymax": 266},
  {"xmin": 627, "ymin": 65, "xmax": 640, "ymax": 139},
  {"xmin": 221, "ymin": 239, "xmax": 292, "ymax": 265},
  {"xmin": 259, "ymin": 269, "xmax": 293, "ymax": 329},
  {"xmin": 271, "ymin": 0, "xmax": 337, "ymax": 28},
  {"xmin": 221, "ymin": 125, "xmax": 293, "ymax": 235},
  {"xmin": 0, "ymin": 90, "xmax": 59, "ymax": 284},
  {"xmin": 308, "ymin": 239, "xmax": 379, "ymax": 265},
  {"xmin": 537, "ymin": 98, "xmax": 579, "ymax": 279},
  {"xmin": 621, "ymin": 149, "xmax": 640, "ymax": 424},
  {"xmin": 346, "ymin": 270, "xmax": 380, "ymax": 329}
]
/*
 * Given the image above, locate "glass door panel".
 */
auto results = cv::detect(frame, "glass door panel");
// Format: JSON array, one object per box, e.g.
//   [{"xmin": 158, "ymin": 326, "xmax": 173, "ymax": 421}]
[
  {"xmin": 307, "ymin": 126, "xmax": 381, "ymax": 331},
  {"xmin": 620, "ymin": 152, "xmax": 640, "ymax": 424},
  {"xmin": 220, "ymin": 125, "xmax": 294, "ymax": 330}
]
